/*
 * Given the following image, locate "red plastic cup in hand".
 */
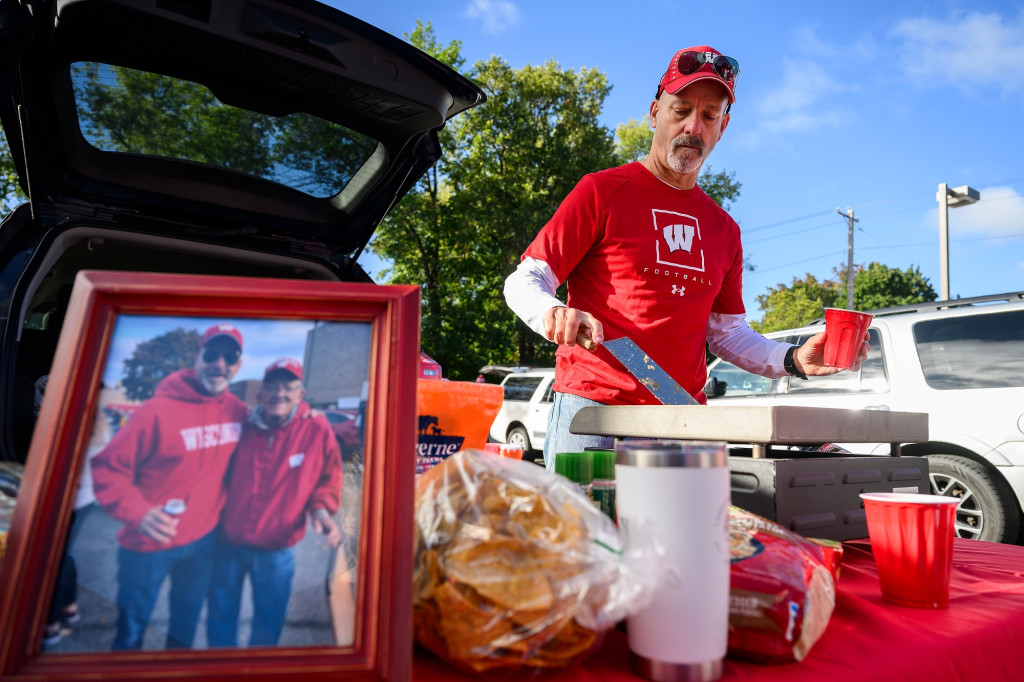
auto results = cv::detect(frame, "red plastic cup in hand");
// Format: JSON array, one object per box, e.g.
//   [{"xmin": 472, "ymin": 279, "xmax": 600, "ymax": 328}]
[
  {"xmin": 823, "ymin": 308, "xmax": 873, "ymax": 369},
  {"xmin": 860, "ymin": 492, "xmax": 959, "ymax": 609}
]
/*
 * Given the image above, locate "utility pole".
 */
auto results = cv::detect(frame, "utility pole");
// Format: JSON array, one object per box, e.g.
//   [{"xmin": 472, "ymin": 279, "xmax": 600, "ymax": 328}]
[{"xmin": 837, "ymin": 208, "xmax": 859, "ymax": 309}]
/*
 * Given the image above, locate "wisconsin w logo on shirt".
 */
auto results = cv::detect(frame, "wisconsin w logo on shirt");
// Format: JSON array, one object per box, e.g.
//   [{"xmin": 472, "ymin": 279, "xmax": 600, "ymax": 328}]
[
  {"xmin": 179, "ymin": 422, "xmax": 242, "ymax": 451},
  {"xmin": 652, "ymin": 209, "xmax": 704, "ymax": 272},
  {"xmin": 663, "ymin": 223, "xmax": 696, "ymax": 253}
]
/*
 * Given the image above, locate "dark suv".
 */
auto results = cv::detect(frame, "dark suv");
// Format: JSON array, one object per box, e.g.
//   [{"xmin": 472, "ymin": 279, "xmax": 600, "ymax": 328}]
[{"xmin": 0, "ymin": 0, "xmax": 484, "ymax": 462}]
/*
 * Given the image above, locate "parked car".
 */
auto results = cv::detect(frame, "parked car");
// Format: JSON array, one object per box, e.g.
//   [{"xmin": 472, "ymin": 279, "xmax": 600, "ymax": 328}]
[
  {"xmin": 704, "ymin": 292, "xmax": 1024, "ymax": 543},
  {"xmin": 0, "ymin": 0, "xmax": 485, "ymax": 463},
  {"xmin": 487, "ymin": 368, "xmax": 555, "ymax": 460}
]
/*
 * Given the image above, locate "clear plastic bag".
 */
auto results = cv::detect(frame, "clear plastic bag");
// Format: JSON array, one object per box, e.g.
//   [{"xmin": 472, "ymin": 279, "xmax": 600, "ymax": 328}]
[{"xmin": 412, "ymin": 449, "xmax": 660, "ymax": 673}]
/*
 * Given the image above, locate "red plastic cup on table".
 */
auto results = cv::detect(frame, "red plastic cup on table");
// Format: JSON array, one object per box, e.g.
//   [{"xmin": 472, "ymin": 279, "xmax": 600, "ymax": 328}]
[
  {"xmin": 822, "ymin": 308, "xmax": 873, "ymax": 369},
  {"xmin": 499, "ymin": 444, "xmax": 523, "ymax": 460},
  {"xmin": 860, "ymin": 492, "xmax": 959, "ymax": 608}
]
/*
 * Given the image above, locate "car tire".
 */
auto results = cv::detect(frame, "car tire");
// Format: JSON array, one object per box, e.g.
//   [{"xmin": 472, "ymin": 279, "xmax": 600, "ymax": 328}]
[
  {"xmin": 507, "ymin": 425, "xmax": 532, "ymax": 453},
  {"xmin": 927, "ymin": 454, "xmax": 1021, "ymax": 544}
]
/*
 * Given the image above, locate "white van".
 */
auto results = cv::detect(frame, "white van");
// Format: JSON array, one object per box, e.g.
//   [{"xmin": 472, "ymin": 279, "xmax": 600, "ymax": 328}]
[{"xmin": 487, "ymin": 369, "xmax": 555, "ymax": 459}]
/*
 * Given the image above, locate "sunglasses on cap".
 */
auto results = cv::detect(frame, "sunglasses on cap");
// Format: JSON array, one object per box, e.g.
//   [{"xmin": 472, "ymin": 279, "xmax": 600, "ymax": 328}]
[
  {"xmin": 681, "ymin": 50, "xmax": 739, "ymax": 81},
  {"xmin": 202, "ymin": 347, "xmax": 241, "ymax": 365},
  {"xmin": 659, "ymin": 51, "xmax": 740, "ymax": 97}
]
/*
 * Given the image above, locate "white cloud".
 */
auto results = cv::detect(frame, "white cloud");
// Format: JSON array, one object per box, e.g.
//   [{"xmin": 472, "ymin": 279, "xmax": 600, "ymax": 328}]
[
  {"xmin": 750, "ymin": 60, "xmax": 849, "ymax": 135},
  {"xmin": 889, "ymin": 10, "xmax": 1024, "ymax": 93},
  {"xmin": 464, "ymin": 0, "xmax": 521, "ymax": 35}
]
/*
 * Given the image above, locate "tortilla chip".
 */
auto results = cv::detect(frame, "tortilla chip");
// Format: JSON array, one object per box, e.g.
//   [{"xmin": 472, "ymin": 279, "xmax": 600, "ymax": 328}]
[{"xmin": 412, "ymin": 451, "xmax": 609, "ymax": 672}]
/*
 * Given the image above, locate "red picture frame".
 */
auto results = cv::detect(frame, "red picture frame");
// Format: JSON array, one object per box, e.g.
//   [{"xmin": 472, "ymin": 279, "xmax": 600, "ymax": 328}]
[{"xmin": 0, "ymin": 271, "xmax": 420, "ymax": 681}]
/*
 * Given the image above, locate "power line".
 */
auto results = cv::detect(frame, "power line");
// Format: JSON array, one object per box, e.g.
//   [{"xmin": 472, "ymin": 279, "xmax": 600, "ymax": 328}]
[
  {"xmin": 742, "ymin": 210, "xmax": 835, "ymax": 234},
  {"xmin": 858, "ymin": 232, "xmax": 1024, "ymax": 250},
  {"xmin": 751, "ymin": 232, "xmax": 1024, "ymax": 279},
  {"xmin": 745, "ymin": 221, "xmax": 836, "ymax": 244},
  {"xmin": 752, "ymin": 250, "xmax": 847, "ymax": 274},
  {"xmin": 742, "ymin": 177, "xmax": 1024, "ymax": 235}
]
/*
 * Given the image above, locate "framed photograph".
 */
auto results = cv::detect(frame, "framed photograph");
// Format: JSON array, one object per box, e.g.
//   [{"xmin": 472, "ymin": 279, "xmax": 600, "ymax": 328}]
[{"xmin": 0, "ymin": 271, "xmax": 420, "ymax": 681}]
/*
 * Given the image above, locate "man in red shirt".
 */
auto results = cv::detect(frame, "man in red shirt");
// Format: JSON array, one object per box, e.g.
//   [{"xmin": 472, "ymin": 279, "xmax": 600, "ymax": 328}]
[
  {"xmin": 504, "ymin": 46, "xmax": 868, "ymax": 469},
  {"xmin": 92, "ymin": 323, "xmax": 248, "ymax": 648},
  {"xmin": 206, "ymin": 358, "xmax": 342, "ymax": 647}
]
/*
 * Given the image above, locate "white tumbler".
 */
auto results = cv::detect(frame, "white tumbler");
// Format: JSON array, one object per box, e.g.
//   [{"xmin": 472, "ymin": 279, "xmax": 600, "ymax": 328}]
[{"xmin": 616, "ymin": 440, "xmax": 730, "ymax": 682}]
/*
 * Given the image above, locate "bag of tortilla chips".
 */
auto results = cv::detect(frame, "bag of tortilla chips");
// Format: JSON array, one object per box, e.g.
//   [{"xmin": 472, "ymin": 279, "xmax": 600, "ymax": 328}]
[
  {"xmin": 727, "ymin": 506, "xmax": 843, "ymax": 663},
  {"xmin": 413, "ymin": 449, "xmax": 656, "ymax": 674}
]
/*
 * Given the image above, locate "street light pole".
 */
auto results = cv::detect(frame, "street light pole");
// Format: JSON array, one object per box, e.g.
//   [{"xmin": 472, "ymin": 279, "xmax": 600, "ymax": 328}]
[{"xmin": 936, "ymin": 183, "xmax": 980, "ymax": 301}]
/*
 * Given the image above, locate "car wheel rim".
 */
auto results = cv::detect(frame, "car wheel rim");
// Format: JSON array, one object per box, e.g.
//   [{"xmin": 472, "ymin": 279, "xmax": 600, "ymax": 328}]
[
  {"xmin": 929, "ymin": 471, "xmax": 984, "ymax": 541},
  {"xmin": 509, "ymin": 432, "xmax": 527, "ymax": 449}
]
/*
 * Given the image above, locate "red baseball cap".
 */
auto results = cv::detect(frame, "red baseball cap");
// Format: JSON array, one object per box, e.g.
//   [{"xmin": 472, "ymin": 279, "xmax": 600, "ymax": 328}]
[
  {"xmin": 264, "ymin": 357, "xmax": 303, "ymax": 382},
  {"xmin": 657, "ymin": 45, "xmax": 737, "ymax": 104},
  {"xmin": 200, "ymin": 323, "xmax": 243, "ymax": 351}
]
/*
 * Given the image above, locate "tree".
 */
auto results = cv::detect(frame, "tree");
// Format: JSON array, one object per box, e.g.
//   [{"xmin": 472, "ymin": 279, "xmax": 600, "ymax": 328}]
[
  {"xmin": 849, "ymin": 262, "xmax": 937, "ymax": 311},
  {"xmin": 120, "ymin": 328, "xmax": 200, "ymax": 401},
  {"xmin": 614, "ymin": 116, "xmax": 652, "ymax": 164},
  {"xmin": 753, "ymin": 262, "xmax": 937, "ymax": 333},
  {"xmin": 373, "ymin": 25, "xmax": 621, "ymax": 379},
  {"xmin": 752, "ymin": 274, "xmax": 842, "ymax": 333}
]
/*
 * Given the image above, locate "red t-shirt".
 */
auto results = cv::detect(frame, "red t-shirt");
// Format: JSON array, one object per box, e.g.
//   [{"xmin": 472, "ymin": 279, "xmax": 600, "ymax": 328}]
[{"xmin": 523, "ymin": 162, "xmax": 745, "ymax": 405}]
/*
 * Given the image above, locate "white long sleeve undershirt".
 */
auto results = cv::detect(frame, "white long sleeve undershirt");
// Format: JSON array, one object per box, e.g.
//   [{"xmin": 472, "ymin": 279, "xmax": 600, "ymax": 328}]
[{"xmin": 503, "ymin": 256, "xmax": 791, "ymax": 379}]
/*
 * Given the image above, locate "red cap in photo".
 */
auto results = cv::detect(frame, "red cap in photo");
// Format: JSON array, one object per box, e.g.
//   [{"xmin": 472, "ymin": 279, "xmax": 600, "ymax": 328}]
[
  {"xmin": 200, "ymin": 323, "xmax": 243, "ymax": 351},
  {"xmin": 264, "ymin": 357, "xmax": 303, "ymax": 382}
]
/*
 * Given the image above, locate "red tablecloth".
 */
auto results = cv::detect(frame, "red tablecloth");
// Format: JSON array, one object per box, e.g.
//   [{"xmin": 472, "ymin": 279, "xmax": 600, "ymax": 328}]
[{"xmin": 414, "ymin": 538, "xmax": 1024, "ymax": 681}]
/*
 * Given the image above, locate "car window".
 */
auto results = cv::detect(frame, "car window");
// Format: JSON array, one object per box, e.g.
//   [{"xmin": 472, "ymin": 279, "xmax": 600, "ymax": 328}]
[
  {"xmin": 502, "ymin": 376, "xmax": 545, "ymax": 401},
  {"xmin": 787, "ymin": 328, "xmax": 888, "ymax": 394},
  {"xmin": 706, "ymin": 362, "xmax": 781, "ymax": 398},
  {"xmin": 914, "ymin": 310, "xmax": 1024, "ymax": 389},
  {"xmin": 71, "ymin": 62, "xmax": 382, "ymax": 199},
  {"xmin": 540, "ymin": 382, "xmax": 556, "ymax": 404}
]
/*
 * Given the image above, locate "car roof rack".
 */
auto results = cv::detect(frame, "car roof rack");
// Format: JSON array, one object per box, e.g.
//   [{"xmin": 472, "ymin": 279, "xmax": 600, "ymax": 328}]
[
  {"xmin": 808, "ymin": 291, "xmax": 1024, "ymax": 325},
  {"xmin": 478, "ymin": 365, "xmax": 535, "ymax": 376}
]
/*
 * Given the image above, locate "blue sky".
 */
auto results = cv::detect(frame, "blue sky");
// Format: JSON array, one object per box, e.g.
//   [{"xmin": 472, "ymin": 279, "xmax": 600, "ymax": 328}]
[
  {"xmin": 336, "ymin": 0, "xmax": 1024, "ymax": 320},
  {"xmin": 102, "ymin": 315, "xmax": 316, "ymax": 386}
]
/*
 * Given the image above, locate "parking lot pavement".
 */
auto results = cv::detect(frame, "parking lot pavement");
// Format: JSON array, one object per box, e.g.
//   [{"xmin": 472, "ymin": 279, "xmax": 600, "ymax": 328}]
[{"xmin": 44, "ymin": 504, "xmax": 338, "ymax": 652}]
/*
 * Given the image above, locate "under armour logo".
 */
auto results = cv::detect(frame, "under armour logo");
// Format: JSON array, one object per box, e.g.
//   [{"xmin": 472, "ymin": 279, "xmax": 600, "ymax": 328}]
[
  {"xmin": 671, "ymin": 285, "xmax": 686, "ymax": 296},
  {"xmin": 663, "ymin": 224, "xmax": 696, "ymax": 253}
]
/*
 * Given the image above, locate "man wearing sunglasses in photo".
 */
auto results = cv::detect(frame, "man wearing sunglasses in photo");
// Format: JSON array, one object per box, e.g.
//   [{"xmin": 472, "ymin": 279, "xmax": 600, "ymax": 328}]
[
  {"xmin": 505, "ymin": 46, "xmax": 869, "ymax": 469},
  {"xmin": 91, "ymin": 323, "xmax": 249, "ymax": 649}
]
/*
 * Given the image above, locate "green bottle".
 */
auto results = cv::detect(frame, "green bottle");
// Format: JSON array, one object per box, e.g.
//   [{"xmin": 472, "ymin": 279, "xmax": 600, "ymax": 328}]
[{"xmin": 555, "ymin": 451, "xmax": 594, "ymax": 501}]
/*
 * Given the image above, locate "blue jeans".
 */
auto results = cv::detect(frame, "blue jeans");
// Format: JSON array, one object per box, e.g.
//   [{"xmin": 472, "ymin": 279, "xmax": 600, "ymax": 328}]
[
  {"xmin": 543, "ymin": 391, "xmax": 614, "ymax": 472},
  {"xmin": 207, "ymin": 542, "xmax": 295, "ymax": 647},
  {"xmin": 113, "ymin": 531, "xmax": 217, "ymax": 649}
]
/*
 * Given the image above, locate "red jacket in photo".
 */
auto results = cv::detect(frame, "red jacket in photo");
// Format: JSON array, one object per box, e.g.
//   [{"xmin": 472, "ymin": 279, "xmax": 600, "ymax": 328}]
[
  {"xmin": 91, "ymin": 368, "xmax": 248, "ymax": 552},
  {"xmin": 218, "ymin": 401, "xmax": 342, "ymax": 550}
]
